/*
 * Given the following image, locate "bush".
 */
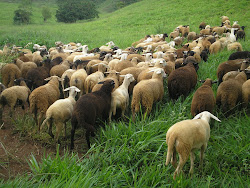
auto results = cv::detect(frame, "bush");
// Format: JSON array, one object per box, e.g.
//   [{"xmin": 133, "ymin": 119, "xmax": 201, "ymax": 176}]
[
  {"xmin": 13, "ymin": 8, "xmax": 32, "ymax": 25},
  {"xmin": 42, "ymin": 6, "xmax": 52, "ymax": 22},
  {"xmin": 56, "ymin": 0, "xmax": 99, "ymax": 23}
]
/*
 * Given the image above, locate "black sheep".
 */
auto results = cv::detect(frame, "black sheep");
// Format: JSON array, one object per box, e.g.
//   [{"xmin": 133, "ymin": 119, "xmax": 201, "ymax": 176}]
[
  {"xmin": 228, "ymin": 51, "xmax": 250, "ymax": 60},
  {"xmin": 70, "ymin": 80, "xmax": 115, "ymax": 149},
  {"xmin": 168, "ymin": 61, "xmax": 197, "ymax": 100}
]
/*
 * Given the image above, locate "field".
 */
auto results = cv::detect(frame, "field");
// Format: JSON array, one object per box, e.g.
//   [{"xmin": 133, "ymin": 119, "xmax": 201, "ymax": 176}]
[{"xmin": 0, "ymin": 0, "xmax": 250, "ymax": 187}]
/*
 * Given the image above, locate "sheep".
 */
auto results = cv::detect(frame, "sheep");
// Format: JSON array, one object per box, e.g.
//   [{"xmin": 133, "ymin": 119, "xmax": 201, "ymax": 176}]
[
  {"xmin": 242, "ymin": 79, "xmax": 250, "ymax": 108},
  {"xmin": 236, "ymin": 26, "xmax": 246, "ymax": 41},
  {"xmin": 174, "ymin": 36, "xmax": 184, "ymax": 46},
  {"xmin": 69, "ymin": 68, "xmax": 88, "ymax": 96},
  {"xmin": 70, "ymin": 79, "xmax": 115, "ymax": 149},
  {"xmin": 29, "ymin": 76, "xmax": 61, "ymax": 132},
  {"xmin": 216, "ymin": 71, "xmax": 247, "ymax": 115},
  {"xmin": 221, "ymin": 16, "xmax": 230, "ymax": 23},
  {"xmin": 50, "ymin": 60, "xmax": 73, "ymax": 77},
  {"xmin": 109, "ymin": 74, "xmax": 135, "ymax": 122},
  {"xmin": 108, "ymin": 53, "xmax": 128, "ymax": 71},
  {"xmin": 85, "ymin": 63, "xmax": 109, "ymax": 93},
  {"xmin": 26, "ymin": 58, "xmax": 52, "ymax": 90},
  {"xmin": 212, "ymin": 26, "xmax": 227, "ymax": 36},
  {"xmin": 228, "ymin": 51, "xmax": 250, "ymax": 60},
  {"xmin": 187, "ymin": 32, "xmax": 197, "ymax": 41},
  {"xmin": 99, "ymin": 41, "xmax": 115, "ymax": 52},
  {"xmin": 227, "ymin": 28, "xmax": 237, "ymax": 43},
  {"xmin": 199, "ymin": 22, "xmax": 206, "ymax": 30},
  {"xmin": 191, "ymin": 79, "xmax": 216, "ymax": 117},
  {"xmin": 40, "ymin": 86, "xmax": 80, "ymax": 144},
  {"xmin": 61, "ymin": 69, "xmax": 76, "ymax": 98},
  {"xmin": 232, "ymin": 21, "xmax": 241, "ymax": 30},
  {"xmin": 1, "ymin": 63, "xmax": 21, "ymax": 88},
  {"xmin": 165, "ymin": 111, "xmax": 221, "ymax": 179},
  {"xmin": 200, "ymin": 29, "xmax": 211, "ymax": 36},
  {"xmin": 222, "ymin": 70, "xmax": 240, "ymax": 81},
  {"xmin": 0, "ymin": 78, "xmax": 30, "ymax": 123},
  {"xmin": 131, "ymin": 68, "xmax": 166, "ymax": 120},
  {"xmin": 169, "ymin": 28, "xmax": 180, "ymax": 40},
  {"xmin": 217, "ymin": 58, "xmax": 249, "ymax": 84},
  {"xmin": 16, "ymin": 60, "xmax": 38, "ymax": 79},
  {"xmin": 227, "ymin": 42, "xmax": 243, "ymax": 52},
  {"xmin": 114, "ymin": 56, "xmax": 137, "ymax": 72},
  {"xmin": 168, "ymin": 61, "xmax": 197, "ymax": 100},
  {"xmin": 209, "ymin": 40, "xmax": 223, "ymax": 54},
  {"xmin": 92, "ymin": 70, "xmax": 120, "ymax": 92}
]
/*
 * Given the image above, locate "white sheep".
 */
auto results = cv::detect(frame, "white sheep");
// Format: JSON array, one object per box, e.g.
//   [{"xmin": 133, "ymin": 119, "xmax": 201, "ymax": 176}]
[
  {"xmin": 165, "ymin": 111, "xmax": 221, "ymax": 179},
  {"xmin": 109, "ymin": 74, "xmax": 135, "ymax": 122},
  {"xmin": 99, "ymin": 41, "xmax": 115, "ymax": 52},
  {"xmin": 40, "ymin": 86, "xmax": 80, "ymax": 144}
]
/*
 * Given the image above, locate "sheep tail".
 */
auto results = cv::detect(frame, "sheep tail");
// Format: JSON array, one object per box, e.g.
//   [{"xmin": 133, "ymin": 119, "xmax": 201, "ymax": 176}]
[
  {"xmin": 165, "ymin": 133, "xmax": 176, "ymax": 166},
  {"xmin": 40, "ymin": 115, "xmax": 51, "ymax": 131},
  {"xmin": 0, "ymin": 95, "xmax": 7, "ymax": 106}
]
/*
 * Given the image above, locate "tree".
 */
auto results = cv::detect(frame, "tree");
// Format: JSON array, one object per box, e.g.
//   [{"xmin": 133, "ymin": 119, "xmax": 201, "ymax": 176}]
[
  {"xmin": 42, "ymin": 6, "xmax": 52, "ymax": 22},
  {"xmin": 56, "ymin": 0, "xmax": 99, "ymax": 23},
  {"xmin": 13, "ymin": 0, "xmax": 32, "ymax": 25}
]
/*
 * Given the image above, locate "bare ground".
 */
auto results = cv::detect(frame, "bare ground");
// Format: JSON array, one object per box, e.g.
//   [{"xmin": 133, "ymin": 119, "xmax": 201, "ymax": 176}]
[{"xmin": 0, "ymin": 106, "xmax": 88, "ymax": 181}]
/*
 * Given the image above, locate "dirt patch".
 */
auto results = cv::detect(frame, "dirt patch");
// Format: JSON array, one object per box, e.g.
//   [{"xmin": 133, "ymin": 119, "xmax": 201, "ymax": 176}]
[{"xmin": 0, "ymin": 107, "xmax": 87, "ymax": 181}]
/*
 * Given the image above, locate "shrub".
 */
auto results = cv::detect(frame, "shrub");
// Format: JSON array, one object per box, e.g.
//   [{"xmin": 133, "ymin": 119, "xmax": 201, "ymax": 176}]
[{"xmin": 13, "ymin": 8, "xmax": 32, "ymax": 25}]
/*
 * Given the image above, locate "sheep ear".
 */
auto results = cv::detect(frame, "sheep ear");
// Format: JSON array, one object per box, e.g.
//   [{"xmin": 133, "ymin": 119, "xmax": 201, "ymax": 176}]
[
  {"xmin": 199, "ymin": 80, "xmax": 205, "ymax": 83},
  {"xmin": 64, "ymin": 87, "xmax": 70, "ymax": 92},
  {"xmin": 120, "ymin": 75, "xmax": 125, "ymax": 77},
  {"xmin": 212, "ymin": 80, "xmax": 218, "ymax": 84},
  {"xmin": 193, "ymin": 113, "xmax": 203, "ymax": 119},
  {"xmin": 44, "ymin": 77, "xmax": 52, "ymax": 81},
  {"xmin": 210, "ymin": 114, "xmax": 221, "ymax": 122},
  {"xmin": 98, "ymin": 81, "xmax": 104, "ymax": 84}
]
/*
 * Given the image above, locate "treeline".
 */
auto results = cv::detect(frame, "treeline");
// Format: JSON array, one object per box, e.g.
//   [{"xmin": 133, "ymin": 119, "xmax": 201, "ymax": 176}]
[{"xmin": 12, "ymin": 0, "xmax": 140, "ymax": 24}]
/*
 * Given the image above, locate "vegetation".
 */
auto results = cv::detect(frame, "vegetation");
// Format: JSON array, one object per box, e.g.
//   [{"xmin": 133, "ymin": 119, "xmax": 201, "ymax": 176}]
[
  {"xmin": 55, "ymin": 0, "xmax": 98, "ymax": 23},
  {"xmin": 0, "ymin": 0, "xmax": 249, "ymax": 187},
  {"xmin": 13, "ymin": 0, "xmax": 32, "ymax": 24},
  {"xmin": 41, "ymin": 6, "xmax": 52, "ymax": 22}
]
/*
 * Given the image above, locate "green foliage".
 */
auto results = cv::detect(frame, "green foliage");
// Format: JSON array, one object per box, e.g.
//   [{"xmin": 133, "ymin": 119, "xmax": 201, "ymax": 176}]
[
  {"xmin": 13, "ymin": 8, "xmax": 32, "ymax": 25},
  {"xmin": 117, "ymin": 0, "xmax": 140, "ymax": 9},
  {"xmin": 41, "ymin": 6, "xmax": 52, "ymax": 22},
  {"xmin": 55, "ymin": 0, "xmax": 98, "ymax": 23},
  {"xmin": 13, "ymin": 0, "xmax": 32, "ymax": 25}
]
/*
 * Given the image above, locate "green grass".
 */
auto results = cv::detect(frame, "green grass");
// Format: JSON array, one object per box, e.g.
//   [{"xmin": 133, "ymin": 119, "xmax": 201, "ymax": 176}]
[{"xmin": 0, "ymin": 0, "xmax": 250, "ymax": 187}]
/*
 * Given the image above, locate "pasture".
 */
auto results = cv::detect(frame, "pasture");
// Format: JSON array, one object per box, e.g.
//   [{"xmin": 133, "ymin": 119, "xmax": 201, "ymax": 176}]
[{"xmin": 0, "ymin": 0, "xmax": 249, "ymax": 187}]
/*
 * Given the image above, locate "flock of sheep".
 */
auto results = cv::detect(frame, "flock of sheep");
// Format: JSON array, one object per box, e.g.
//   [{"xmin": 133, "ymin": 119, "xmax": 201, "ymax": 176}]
[{"xmin": 0, "ymin": 15, "xmax": 249, "ymax": 179}]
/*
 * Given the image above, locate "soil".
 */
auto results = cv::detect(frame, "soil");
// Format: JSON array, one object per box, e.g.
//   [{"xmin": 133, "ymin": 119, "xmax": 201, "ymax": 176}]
[{"xmin": 0, "ymin": 106, "xmax": 87, "ymax": 181}]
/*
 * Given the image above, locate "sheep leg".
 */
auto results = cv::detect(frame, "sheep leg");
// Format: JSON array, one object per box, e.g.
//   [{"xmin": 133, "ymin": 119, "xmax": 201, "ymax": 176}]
[
  {"xmin": 38, "ymin": 113, "xmax": 44, "ymax": 132},
  {"xmin": 85, "ymin": 130, "xmax": 91, "ymax": 149},
  {"xmin": 171, "ymin": 147, "xmax": 177, "ymax": 168},
  {"xmin": 199, "ymin": 144, "xmax": 206, "ymax": 171},
  {"xmin": 64, "ymin": 122, "xmax": 67, "ymax": 138},
  {"xmin": 0, "ymin": 108, "xmax": 3, "ymax": 125},
  {"xmin": 189, "ymin": 151, "xmax": 195, "ymax": 176},
  {"xmin": 48, "ymin": 118, "xmax": 54, "ymax": 139},
  {"xmin": 173, "ymin": 153, "xmax": 189, "ymax": 180},
  {"xmin": 55, "ymin": 122, "xmax": 64, "ymax": 144}
]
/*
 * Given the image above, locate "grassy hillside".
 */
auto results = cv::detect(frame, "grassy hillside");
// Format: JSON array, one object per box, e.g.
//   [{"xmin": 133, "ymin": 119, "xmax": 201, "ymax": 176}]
[{"xmin": 0, "ymin": 0, "xmax": 250, "ymax": 187}]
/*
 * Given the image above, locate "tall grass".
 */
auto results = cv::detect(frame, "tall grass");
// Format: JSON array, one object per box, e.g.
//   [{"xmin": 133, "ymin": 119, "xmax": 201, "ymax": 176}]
[{"xmin": 0, "ymin": 0, "xmax": 249, "ymax": 187}]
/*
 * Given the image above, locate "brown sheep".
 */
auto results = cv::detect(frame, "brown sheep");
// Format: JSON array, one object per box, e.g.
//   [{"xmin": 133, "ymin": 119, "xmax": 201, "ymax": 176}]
[
  {"xmin": 191, "ymin": 79, "xmax": 216, "ymax": 117},
  {"xmin": 217, "ymin": 58, "xmax": 249, "ymax": 84},
  {"xmin": 242, "ymin": 79, "xmax": 250, "ymax": 107},
  {"xmin": 168, "ymin": 61, "xmax": 197, "ymax": 100},
  {"xmin": 216, "ymin": 71, "xmax": 247, "ymax": 115},
  {"xmin": 29, "ymin": 76, "xmax": 61, "ymax": 131}
]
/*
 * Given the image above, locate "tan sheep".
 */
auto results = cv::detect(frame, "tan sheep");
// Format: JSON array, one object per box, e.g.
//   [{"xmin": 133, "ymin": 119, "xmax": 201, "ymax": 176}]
[
  {"xmin": 227, "ymin": 42, "xmax": 243, "ymax": 52},
  {"xmin": 131, "ymin": 68, "xmax": 166, "ymax": 120},
  {"xmin": 1, "ymin": 63, "xmax": 21, "ymax": 88},
  {"xmin": 29, "ymin": 76, "xmax": 61, "ymax": 131},
  {"xmin": 242, "ymin": 79, "xmax": 250, "ymax": 107},
  {"xmin": 166, "ymin": 111, "xmax": 221, "ymax": 179},
  {"xmin": 70, "ymin": 68, "xmax": 88, "ymax": 96}
]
